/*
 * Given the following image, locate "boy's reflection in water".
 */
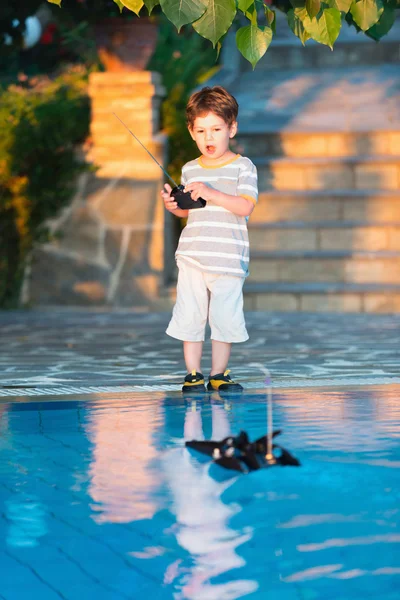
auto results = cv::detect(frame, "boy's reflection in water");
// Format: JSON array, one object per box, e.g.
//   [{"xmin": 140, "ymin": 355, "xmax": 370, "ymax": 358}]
[
  {"xmin": 163, "ymin": 392, "xmax": 257, "ymax": 599},
  {"xmin": 184, "ymin": 393, "xmax": 231, "ymax": 442}
]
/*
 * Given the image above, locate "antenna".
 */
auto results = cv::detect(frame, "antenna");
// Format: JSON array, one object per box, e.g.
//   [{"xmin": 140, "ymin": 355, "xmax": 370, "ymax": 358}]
[
  {"xmin": 249, "ymin": 363, "xmax": 276, "ymax": 464},
  {"xmin": 112, "ymin": 112, "xmax": 179, "ymax": 188}
]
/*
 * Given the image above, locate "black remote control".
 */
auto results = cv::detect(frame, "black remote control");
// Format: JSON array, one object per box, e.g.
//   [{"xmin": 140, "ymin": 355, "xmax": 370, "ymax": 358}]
[
  {"xmin": 171, "ymin": 185, "xmax": 206, "ymax": 210},
  {"xmin": 112, "ymin": 114, "xmax": 206, "ymax": 211}
]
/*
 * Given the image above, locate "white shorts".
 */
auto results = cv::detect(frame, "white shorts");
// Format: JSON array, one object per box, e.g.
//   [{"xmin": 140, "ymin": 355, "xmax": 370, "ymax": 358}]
[{"xmin": 166, "ymin": 259, "xmax": 249, "ymax": 343}]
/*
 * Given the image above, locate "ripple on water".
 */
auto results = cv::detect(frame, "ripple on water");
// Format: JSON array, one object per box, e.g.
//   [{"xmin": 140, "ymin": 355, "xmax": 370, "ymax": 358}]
[{"xmin": 0, "ymin": 387, "xmax": 398, "ymax": 599}]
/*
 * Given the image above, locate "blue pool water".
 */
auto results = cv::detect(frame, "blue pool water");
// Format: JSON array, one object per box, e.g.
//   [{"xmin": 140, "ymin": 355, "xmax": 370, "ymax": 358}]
[{"xmin": 0, "ymin": 387, "xmax": 399, "ymax": 600}]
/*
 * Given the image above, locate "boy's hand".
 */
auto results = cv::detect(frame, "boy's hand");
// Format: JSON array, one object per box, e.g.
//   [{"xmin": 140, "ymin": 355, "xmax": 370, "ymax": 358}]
[
  {"xmin": 184, "ymin": 182, "xmax": 212, "ymax": 202},
  {"xmin": 161, "ymin": 183, "xmax": 178, "ymax": 212}
]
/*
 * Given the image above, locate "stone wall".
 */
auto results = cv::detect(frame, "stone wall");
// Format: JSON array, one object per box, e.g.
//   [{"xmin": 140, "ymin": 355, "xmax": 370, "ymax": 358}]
[{"xmin": 29, "ymin": 71, "xmax": 176, "ymax": 310}]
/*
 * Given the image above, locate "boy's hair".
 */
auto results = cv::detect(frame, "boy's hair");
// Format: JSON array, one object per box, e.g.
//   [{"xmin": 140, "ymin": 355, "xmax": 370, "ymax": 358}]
[{"xmin": 186, "ymin": 86, "xmax": 239, "ymax": 129}]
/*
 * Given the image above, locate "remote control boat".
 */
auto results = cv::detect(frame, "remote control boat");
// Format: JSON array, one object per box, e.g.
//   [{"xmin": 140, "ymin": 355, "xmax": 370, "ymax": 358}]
[
  {"xmin": 186, "ymin": 430, "xmax": 300, "ymax": 473},
  {"xmin": 186, "ymin": 364, "xmax": 300, "ymax": 473}
]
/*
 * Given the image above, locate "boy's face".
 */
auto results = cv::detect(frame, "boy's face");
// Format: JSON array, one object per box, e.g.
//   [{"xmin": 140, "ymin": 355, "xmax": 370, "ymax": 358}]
[{"xmin": 189, "ymin": 112, "xmax": 237, "ymax": 160}]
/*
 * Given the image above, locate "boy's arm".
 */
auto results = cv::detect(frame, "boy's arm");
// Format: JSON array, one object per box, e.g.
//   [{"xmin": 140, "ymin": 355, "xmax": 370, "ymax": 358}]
[
  {"xmin": 208, "ymin": 190, "xmax": 255, "ymax": 217},
  {"xmin": 185, "ymin": 160, "xmax": 258, "ymax": 217},
  {"xmin": 169, "ymin": 207, "xmax": 190, "ymax": 218},
  {"xmin": 184, "ymin": 185, "xmax": 255, "ymax": 217}
]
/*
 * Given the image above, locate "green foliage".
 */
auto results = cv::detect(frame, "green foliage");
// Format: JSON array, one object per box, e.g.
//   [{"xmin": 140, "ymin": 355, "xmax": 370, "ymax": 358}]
[
  {"xmin": 288, "ymin": 8, "xmax": 312, "ymax": 43},
  {"xmin": 306, "ymin": 0, "xmax": 322, "ymax": 18},
  {"xmin": 144, "ymin": 0, "xmax": 160, "ymax": 14},
  {"xmin": 160, "ymin": 0, "xmax": 208, "ymax": 32},
  {"xmin": 365, "ymin": 0, "xmax": 397, "ymax": 39},
  {"xmin": 49, "ymin": 0, "xmax": 399, "ymax": 67},
  {"xmin": 0, "ymin": 67, "xmax": 91, "ymax": 307},
  {"xmin": 120, "ymin": 0, "xmax": 144, "ymax": 15},
  {"xmin": 302, "ymin": 6, "xmax": 342, "ymax": 49},
  {"xmin": 350, "ymin": 0, "xmax": 384, "ymax": 30},
  {"xmin": 193, "ymin": 0, "xmax": 237, "ymax": 47},
  {"xmin": 331, "ymin": 0, "xmax": 353, "ymax": 12},
  {"xmin": 236, "ymin": 25, "xmax": 273, "ymax": 69},
  {"xmin": 147, "ymin": 14, "xmax": 218, "ymax": 184}
]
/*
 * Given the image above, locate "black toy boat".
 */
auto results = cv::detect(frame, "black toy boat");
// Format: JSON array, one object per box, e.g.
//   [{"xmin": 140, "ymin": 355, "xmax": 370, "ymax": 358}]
[{"xmin": 186, "ymin": 430, "xmax": 300, "ymax": 473}]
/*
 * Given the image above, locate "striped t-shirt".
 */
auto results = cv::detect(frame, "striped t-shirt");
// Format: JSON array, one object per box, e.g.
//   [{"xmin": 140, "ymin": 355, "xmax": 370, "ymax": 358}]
[{"xmin": 175, "ymin": 154, "xmax": 258, "ymax": 278}]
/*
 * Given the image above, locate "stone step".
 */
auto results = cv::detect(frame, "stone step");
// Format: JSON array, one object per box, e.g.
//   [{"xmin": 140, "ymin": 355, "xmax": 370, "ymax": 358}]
[
  {"xmin": 242, "ymin": 39, "xmax": 400, "ymax": 72},
  {"xmin": 251, "ymin": 189, "xmax": 400, "ymax": 223},
  {"xmin": 254, "ymin": 154, "xmax": 400, "ymax": 191},
  {"xmin": 249, "ymin": 250, "xmax": 400, "ymax": 284},
  {"xmin": 230, "ymin": 64, "xmax": 400, "ymax": 134},
  {"xmin": 232, "ymin": 130, "xmax": 400, "ymax": 159},
  {"xmin": 243, "ymin": 281, "xmax": 400, "ymax": 313},
  {"xmin": 248, "ymin": 220, "xmax": 400, "ymax": 252}
]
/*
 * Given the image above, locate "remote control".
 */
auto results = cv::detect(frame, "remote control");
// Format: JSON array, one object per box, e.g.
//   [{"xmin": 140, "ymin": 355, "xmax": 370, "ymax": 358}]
[
  {"xmin": 171, "ymin": 185, "xmax": 206, "ymax": 210},
  {"xmin": 112, "ymin": 114, "xmax": 207, "ymax": 211}
]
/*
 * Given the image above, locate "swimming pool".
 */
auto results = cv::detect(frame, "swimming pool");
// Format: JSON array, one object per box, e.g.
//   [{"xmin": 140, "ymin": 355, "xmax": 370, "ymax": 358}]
[{"xmin": 0, "ymin": 386, "xmax": 399, "ymax": 599}]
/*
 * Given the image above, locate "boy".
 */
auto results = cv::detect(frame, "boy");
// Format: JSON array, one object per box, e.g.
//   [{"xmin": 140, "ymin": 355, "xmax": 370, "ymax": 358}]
[{"xmin": 161, "ymin": 86, "xmax": 258, "ymax": 394}]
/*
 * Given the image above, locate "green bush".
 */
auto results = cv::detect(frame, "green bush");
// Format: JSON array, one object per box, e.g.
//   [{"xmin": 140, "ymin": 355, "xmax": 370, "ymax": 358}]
[{"xmin": 0, "ymin": 66, "xmax": 91, "ymax": 308}]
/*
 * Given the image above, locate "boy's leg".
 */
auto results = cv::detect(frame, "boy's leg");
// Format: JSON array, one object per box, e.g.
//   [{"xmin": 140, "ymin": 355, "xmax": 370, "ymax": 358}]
[
  {"xmin": 207, "ymin": 273, "xmax": 248, "ymax": 347},
  {"xmin": 210, "ymin": 340, "xmax": 231, "ymax": 376},
  {"xmin": 184, "ymin": 401, "xmax": 204, "ymax": 441},
  {"xmin": 211, "ymin": 401, "xmax": 231, "ymax": 440},
  {"xmin": 207, "ymin": 273, "xmax": 248, "ymax": 391},
  {"xmin": 166, "ymin": 259, "xmax": 208, "ymax": 348},
  {"xmin": 166, "ymin": 259, "xmax": 209, "ymax": 389},
  {"xmin": 183, "ymin": 340, "xmax": 204, "ymax": 374}
]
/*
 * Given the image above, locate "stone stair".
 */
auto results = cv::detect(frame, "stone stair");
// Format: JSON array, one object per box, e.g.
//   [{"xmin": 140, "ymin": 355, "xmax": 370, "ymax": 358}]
[
  {"xmin": 241, "ymin": 140, "xmax": 400, "ymax": 311},
  {"xmin": 229, "ymin": 99, "xmax": 400, "ymax": 312}
]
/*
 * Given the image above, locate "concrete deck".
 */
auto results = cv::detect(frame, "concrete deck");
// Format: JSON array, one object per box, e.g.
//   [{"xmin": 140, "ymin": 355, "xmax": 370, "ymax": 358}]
[{"xmin": 1, "ymin": 309, "xmax": 399, "ymax": 399}]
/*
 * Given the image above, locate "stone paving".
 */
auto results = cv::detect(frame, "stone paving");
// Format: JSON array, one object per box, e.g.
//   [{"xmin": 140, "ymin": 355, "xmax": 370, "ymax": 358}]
[
  {"xmin": 1, "ymin": 309, "xmax": 400, "ymax": 399},
  {"xmin": 234, "ymin": 65, "xmax": 400, "ymax": 134}
]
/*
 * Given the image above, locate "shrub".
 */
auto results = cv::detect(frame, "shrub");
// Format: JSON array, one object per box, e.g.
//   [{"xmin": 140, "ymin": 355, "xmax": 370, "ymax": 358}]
[{"xmin": 0, "ymin": 66, "xmax": 92, "ymax": 307}]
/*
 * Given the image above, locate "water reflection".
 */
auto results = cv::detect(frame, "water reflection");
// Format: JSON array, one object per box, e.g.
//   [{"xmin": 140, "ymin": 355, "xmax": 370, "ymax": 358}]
[
  {"xmin": 5, "ymin": 495, "xmax": 48, "ymax": 548},
  {"xmin": 83, "ymin": 393, "xmax": 258, "ymax": 597},
  {"xmin": 85, "ymin": 402, "xmax": 164, "ymax": 523},
  {"xmin": 162, "ymin": 393, "xmax": 258, "ymax": 599},
  {"xmin": 280, "ymin": 387, "xmax": 400, "ymax": 453},
  {"xmin": 1, "ymin": 386, "xmax": 397, "ymax": 598}
]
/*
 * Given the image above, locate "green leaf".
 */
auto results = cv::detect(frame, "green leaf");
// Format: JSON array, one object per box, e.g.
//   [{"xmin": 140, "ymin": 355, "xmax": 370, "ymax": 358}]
[
  {"xmin": 365, "ymin": 1, "xmax": 396, "ymax": 39},
  {"xmin": 47, "ymin": 0, "xmax": 62, "ymax": 5},
  {"xmin": 350, "ymin": 0, "xmax": 384, "ymax": 31},
  {"xmin": 329, "ymin": 0, "xmax": 353, "ymax": 13},
  {"xmin": 193, "ymin": 0, "xmax": 237, "ymax": 47},
  {"xmin": 236, "ymin": 24, "xmax": 272, "ymax": 69},
  {"xmin": 306, "ymin": 0, "xmax": 321, "ymax": 18},
  {"xmin": 144, "ymin": 0, "xmax": 160, "ymax": 13},
  {"xmin": 287, "ymin": 8, "xmax": 311, "ymax": 44},
  {"xmin": 245, "ymin": 3, "xmax": 258, "ymax": 25},
  {"xmin": 120, "ymin": 0, "xmax": 144, "ymax": 14},
  {"xmin": 238, "ymin": 0, "xmax": 254, "ymax": 11},
  {"xmin": 290, "ymin": 0, "xmax": 308, "ymax": 8},
  {"xmin": 113, "ymin": 0, "xmax": 125, "ymax": 12},
  {"xmin": 160, "ymin": 0, "xmax": 208, "ymax": 32},
  {"xmin": 303, "ymin": 7, "xmax": 341, "ymax": 49},
  {"xmin": 265, "ymin": 6, "xmax": 276, "ymax": 31}
]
